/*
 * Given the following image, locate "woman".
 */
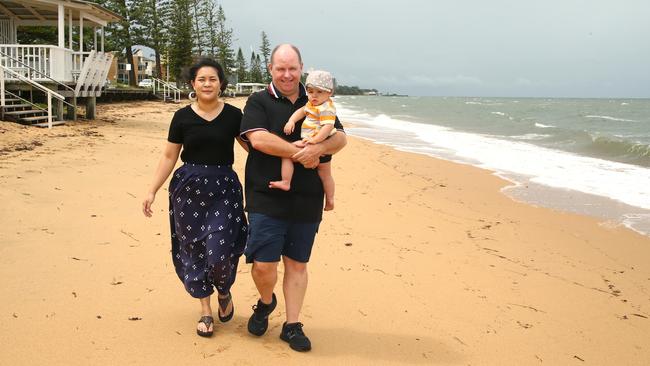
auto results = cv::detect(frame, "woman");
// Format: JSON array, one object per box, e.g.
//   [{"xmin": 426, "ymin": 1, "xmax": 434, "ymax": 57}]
[{"xmin": 142, "ymin": 58, "xmax": 248, "ymax": 337}]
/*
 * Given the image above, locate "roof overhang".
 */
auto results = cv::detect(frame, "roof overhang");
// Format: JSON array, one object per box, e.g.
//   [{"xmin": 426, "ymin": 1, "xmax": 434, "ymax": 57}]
[{"xmin": 0, "ymin": 0, "xmax": 122, "ymax": 27}]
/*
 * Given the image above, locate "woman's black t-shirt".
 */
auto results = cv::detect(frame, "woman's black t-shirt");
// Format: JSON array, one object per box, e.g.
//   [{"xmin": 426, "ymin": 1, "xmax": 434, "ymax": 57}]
[{"xmin": 167, "ymin": 103, "xmax": 242, "ymax": 165}]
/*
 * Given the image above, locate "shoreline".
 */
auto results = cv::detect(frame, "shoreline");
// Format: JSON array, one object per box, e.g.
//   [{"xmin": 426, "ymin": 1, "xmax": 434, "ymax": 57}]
[
  {"xmin": 341, "ymin": 115, "xmax": 650, "ymax": 238},
  {"xmin": 1, "ymin": 100, "xmax": 650, "ymax": 364},
  {"xmin": 353, "ymin": 129, "xmax": 650, "ymax": 237}
]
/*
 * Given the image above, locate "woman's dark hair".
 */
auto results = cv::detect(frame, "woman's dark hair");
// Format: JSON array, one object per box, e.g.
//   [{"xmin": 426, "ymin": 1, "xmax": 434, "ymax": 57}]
[{"xmin": 188, "ymin": 58, "xmax": 228, "ymax": 93}]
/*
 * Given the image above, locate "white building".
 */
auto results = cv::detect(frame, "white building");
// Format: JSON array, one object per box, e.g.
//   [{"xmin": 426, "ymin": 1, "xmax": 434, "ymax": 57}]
[{"xmin": 0, "ymin": 0, "xmax": 121, "ymax": 125}]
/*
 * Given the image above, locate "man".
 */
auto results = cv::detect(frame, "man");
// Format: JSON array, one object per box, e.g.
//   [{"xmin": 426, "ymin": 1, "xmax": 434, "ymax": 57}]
[{"xmin": 240, "ymin": 44, "xmax": 346, "ymax": 352}]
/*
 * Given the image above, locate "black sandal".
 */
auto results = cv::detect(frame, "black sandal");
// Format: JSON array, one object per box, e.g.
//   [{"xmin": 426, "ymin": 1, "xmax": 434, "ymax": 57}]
[
  {"xmin": 218, "ymin": 292, "xmax": 234, "ymax": 323},
  {"xmin": 196, "ymin": 315, "xmax": 214, "ymax": 337}
]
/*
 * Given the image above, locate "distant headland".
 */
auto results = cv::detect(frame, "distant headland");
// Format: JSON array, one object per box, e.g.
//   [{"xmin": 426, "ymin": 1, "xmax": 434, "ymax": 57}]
[{"xmin": 335, "ymin": 85, "xmax": 408, "ymax": 97}]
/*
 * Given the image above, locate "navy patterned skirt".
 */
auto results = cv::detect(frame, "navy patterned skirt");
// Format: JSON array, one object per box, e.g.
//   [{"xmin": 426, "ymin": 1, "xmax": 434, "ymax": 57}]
[{"xmin": 168, "ymin": 163, "xmax": 247, "ymax": 298}]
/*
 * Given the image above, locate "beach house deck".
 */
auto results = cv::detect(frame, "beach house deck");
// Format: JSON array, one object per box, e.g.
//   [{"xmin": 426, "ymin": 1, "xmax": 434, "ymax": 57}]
[
  {"xmin": 0, "ymin": 0, "xmax": 121, "ymax": 126},
  {"xmin": 234, "ymin": 82, "xmax": 267, "ymax": 95}
]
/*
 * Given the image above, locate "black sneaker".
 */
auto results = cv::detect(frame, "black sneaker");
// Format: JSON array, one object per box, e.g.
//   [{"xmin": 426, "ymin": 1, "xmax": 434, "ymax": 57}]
[
  {"xmin": 280, "ymin": 322, "xmax": 311, "ymax": 352},
  {"xmin": 247, "ymin": 293, "xmax": 277, "ymax": 336}
]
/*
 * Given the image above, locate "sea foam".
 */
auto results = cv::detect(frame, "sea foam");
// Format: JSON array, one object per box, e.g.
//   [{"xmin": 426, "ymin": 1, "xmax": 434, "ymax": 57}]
[
  {"xmin": 338, "ymin": 105, "xmax": 650, "ymax": 212},
  {"xmin": 585, "ymin": 115, "xmax": 639, "ymax": 122}
]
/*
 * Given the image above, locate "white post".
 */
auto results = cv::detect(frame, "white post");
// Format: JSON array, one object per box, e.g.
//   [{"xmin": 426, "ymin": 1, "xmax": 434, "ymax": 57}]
[
  {"xmin": 1, "ymin": 67, "xmax": 5, "ymax": 107},
  {"xmin": 93, "ymin": 27, "xmax": 97, "ymax": 51},
  {"xmin": 101, "ymin": 28, "xmax": 104, "ymax": 52},
  {"xmin": 58, "ymin": 4, "xmax": 65, "ymax": 47},
  {"xmin": 68, "ymin": 9, "xmax": 73, "ymax": 49},
  {"xmin": 47, "ymin": 92, "xmax": 53, "ymax": 128},
  {"xmin": 79, "ymin": 16, "xmax": 83, "ymax": 53}
]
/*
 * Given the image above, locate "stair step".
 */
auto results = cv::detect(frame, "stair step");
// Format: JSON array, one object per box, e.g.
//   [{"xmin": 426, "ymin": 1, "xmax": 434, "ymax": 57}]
[
  {"xmin": 21, "ymin": 115, "xmax": 50, "ymax": 122},
  {"xmin": 2, "ymin": 98, "xmax": 20, "ymax": 103},
  {"xmin": 32, "ymin": 121, "xmax": 66, "ymax": 128},
  {"xmin": 4, "ymin": 109, "xmax": 46, "ymax": 116},
  {"xmin": 3, "ymin": 103, "xmax": 32, "ymax": 109}
]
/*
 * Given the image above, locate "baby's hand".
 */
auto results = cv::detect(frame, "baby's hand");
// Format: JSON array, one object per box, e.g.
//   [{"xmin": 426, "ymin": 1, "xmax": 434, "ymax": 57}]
[{"xmin": 284, "ymin": 122, "xmax": 295, "ymax": 135}]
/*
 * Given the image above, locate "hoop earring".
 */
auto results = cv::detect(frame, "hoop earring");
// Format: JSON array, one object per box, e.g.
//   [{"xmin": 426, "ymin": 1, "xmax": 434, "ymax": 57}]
[
  {"xmin": 217, "ymin": 90, "xmax": 222, "ymax": 97},
  {"xmin": 188, "ymin": 91, "xmax": 197, "ymax": 102}
]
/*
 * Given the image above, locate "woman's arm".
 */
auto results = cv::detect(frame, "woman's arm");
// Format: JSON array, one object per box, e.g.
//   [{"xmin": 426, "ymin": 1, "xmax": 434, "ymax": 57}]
[{"xmin": 142, "ymin": 142, "xmax": 182, "ymax": 217}]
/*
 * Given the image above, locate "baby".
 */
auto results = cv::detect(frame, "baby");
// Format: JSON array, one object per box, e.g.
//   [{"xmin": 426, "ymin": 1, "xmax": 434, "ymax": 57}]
[{"xmin": 269, "ymin": 70, "xmax": 337, "ymax": 211}]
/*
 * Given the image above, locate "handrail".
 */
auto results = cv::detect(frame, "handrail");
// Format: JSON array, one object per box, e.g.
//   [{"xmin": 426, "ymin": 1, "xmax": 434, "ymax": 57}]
[
  {"xmin": 1, "ymin": 66, "xmax": 65, "ymax": 100},
  {"xmin": 0, "ymin": 62, "xmax": 74, "ymax": 110},
  {"xmin": 0, "ymin": 49, "xmax": 75, "ymax": 93},
  {"xmin": 4, "ymin": 89, "xmax": 48, "ymax": 113},
  {"xmin": 1, "ymin": 64, "xmax": 66, "ymax": 128},
  {"xmin": 151, "ymin": 76, "xmax": 181, "ymax": 102}
]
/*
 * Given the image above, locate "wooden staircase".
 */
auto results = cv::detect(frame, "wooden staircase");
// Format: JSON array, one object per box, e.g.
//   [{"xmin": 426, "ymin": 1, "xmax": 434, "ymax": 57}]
[
  {"xmin": 1, "ymin": 49, "xmax": 114, "ymax": 127},
  {"xmin": 0, "ymin": 96, "xmax": 65, "ymax": 127}
]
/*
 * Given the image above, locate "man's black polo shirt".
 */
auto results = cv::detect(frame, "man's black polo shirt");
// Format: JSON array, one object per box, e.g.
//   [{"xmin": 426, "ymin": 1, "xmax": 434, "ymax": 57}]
[{"xmin": 240, "ymin": 83, "xmax": 344, "ymax": 222}]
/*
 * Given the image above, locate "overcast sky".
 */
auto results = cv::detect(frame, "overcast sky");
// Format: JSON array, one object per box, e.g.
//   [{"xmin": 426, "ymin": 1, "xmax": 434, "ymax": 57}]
[{"xmin": 217, "ymin": 0, "xmax": 650, "ymax": 98}]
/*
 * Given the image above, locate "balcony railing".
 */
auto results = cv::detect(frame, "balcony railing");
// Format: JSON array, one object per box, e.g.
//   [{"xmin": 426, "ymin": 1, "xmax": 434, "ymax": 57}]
[{"xmin": 0, "ymin": 44, "xmax": 75, "ymax": 82}]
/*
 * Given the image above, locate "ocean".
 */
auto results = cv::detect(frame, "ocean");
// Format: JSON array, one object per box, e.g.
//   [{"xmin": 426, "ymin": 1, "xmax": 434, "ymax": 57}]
[{"xmin": 334, "ymin": 96, "xmax": 650, "ymax": 237}]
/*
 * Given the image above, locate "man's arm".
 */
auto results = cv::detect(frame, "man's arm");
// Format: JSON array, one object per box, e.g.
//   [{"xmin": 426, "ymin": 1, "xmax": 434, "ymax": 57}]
[
  {"xmin": 235, "ymin": 136, "xmax": 249, "ymax": 152},
  {"xmin": 246, "ymin": 130, "xmax": 301, "ymax": 158},
  {"xmin": 293, "ymin": 132, "xmax": 347, "ymax": 169}
]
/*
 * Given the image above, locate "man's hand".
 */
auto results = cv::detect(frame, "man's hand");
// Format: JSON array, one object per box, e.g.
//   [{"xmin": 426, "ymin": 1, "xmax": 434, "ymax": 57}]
[{"xmin": 292, "ymin": 143, "xmax": 324, "ymax": 169}]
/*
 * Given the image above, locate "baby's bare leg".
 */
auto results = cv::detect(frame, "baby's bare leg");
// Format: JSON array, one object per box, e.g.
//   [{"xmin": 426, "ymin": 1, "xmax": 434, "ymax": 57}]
[
  {"xmin": 318, "ymin": 162, "xmax": 335, "ymax": 211},
  {"xmin": 269, "ymin": 158, "xmax": 293, "ymax": 191}
]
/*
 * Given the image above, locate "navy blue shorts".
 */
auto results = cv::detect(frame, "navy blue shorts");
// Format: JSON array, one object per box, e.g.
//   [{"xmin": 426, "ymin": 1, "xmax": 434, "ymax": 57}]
[{"xmin": 245, "ymin": 213, "xmax": 320, "ymax": 263}]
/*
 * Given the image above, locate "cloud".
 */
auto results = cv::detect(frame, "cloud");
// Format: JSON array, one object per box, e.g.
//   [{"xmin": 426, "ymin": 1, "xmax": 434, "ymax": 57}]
[
  {"xmin": 381, "ymin": 74, "xmax": 483, "ymax": 87},
  {"xmin": 515, "ymin": 77, "xmax": 532, "ymax": 86},
  {"xmin": 513, "ymin": 77, "xmax": 554, "ymax": 87}
]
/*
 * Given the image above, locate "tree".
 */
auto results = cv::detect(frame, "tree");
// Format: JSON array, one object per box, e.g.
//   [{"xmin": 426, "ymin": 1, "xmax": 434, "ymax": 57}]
[
  {"xmin": 259, "ymin": 31, "xmax": 271, "ymax": 82},
  {"xmin": 131, "ymin": 0, "xmax": 171, "ymax": 79},
  {"xmin": 202, "ymin": 0, "xmax": 218, "ymax": 57},
  {"xmin": 214, "ymin": 5, "xmax": 235, "ymax": 71},
  {"xmin": 190, "ymin": 0, "xmax": 206, "ymax": 55},
  {"xmin": 235, "ymin": 47, "xmax": 247, "ymax": 85},
  {"xmin": 16, "ymin": 26, "xmax": 56, "ymax": 44},
  {"xmin": 97, "ymin": 0, "xmax": 138, "ymax": 86},
  {"xmin": 249, "ymin": 51, "xmax": 263, "ymax": 83},
  {"xmin": 168, "ymin": 0, "xmax": 194, "ymax": 85}
]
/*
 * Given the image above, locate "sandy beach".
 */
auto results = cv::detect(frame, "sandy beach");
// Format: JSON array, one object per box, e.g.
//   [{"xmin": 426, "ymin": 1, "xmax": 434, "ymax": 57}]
[{"xmin": 1, "ymin": 99, "xmax": 649, "ymax": 365}]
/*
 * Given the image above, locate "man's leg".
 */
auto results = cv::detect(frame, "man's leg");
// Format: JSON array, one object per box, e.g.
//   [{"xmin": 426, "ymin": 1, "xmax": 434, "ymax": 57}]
[
  {"xmin": 246, "ymin": 213, "xmax": 285, "ymax": 336},
  {"xmin": 248, "ymin": 261, "xmax": 280, "ymax": 336},
  {"xmin": 252, "ymin": 261, "xmax": 278, "ymax": 304},
  {"xmin": 279, "ymin": 221, "xmax": 319, "ymax": 352},
  {"xmin": 282, "ymin": 256, "xmax": 308, "ymax": 323}
]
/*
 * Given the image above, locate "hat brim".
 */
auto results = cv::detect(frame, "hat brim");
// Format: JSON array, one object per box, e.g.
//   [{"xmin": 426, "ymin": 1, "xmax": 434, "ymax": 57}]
[{"xmin": 305, "ymin": 83, "xmax": 332, "ymax": 93}]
